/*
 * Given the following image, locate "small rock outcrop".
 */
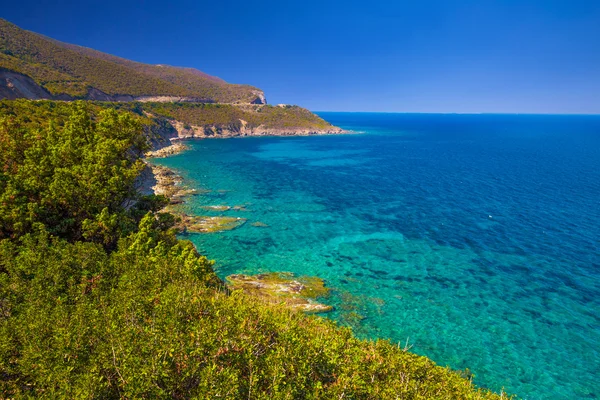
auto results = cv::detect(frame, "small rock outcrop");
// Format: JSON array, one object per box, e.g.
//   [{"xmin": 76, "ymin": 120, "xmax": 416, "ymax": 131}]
[
  {"xmin": 226, "ymin": 272, "xmax": 333, "ymax": 313},
  {"xmin": 250, "ymin": 90, "xmax": 267, "ymax": 104},
  {"xmin": 176, "ymin": 215, "xmax": 246, "ymax": 233}
]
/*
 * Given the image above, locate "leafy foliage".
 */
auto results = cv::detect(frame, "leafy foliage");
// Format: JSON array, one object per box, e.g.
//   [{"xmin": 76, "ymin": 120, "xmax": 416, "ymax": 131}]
[
  {"xmin": 0, "ymin": 19, "xmax": 263, "ymax": 103},
  {"xmin": 0, "ymin": 101, "xmax": 509, "ymax": 399},
  {"xmin": 0, "ymin": 101, "xmax": 148, "ymax": 243}
]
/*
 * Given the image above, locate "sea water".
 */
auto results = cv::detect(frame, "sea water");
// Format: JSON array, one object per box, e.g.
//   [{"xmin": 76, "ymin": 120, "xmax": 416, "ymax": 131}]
[{"xmin": 152, "ymin": 113, "xmax": 600, "ymax": 399}]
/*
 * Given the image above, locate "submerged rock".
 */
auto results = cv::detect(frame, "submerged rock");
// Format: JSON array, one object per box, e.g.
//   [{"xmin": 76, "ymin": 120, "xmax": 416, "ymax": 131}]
[
  {"xmin": 226, "ymin": 272, "xmax": 333, "ymax": 313},
  {"xmin": 177, "ymin": 215, "xmax": 246, "ymax": 233},
  {"xmin": 201, "ymin": 205, "xmax": 231, "ymax": 212},
  {"xmin": 251, "ymin": 221, "xmax": 269, "ymax": 227}
]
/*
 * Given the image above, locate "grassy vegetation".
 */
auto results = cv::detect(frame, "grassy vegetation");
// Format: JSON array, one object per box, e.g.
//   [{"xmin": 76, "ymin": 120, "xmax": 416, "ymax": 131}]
[
  {"xmin": 134, "ymin": 102, "xmax": 336, "ymax": 131},
  {"xmin": 0, "ymin": 18, "xmax": 262, "ymax": 103},
  {"xmin": 0, "ymin": 101, "xmax": 509, "ymax": 399}
]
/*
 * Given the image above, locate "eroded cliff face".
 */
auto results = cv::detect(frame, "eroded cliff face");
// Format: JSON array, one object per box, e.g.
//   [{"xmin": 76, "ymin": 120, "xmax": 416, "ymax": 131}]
[
  {"xmin": 168, "ymin": 118, "xmax": 344, "ymax": 140},
  {"xmin": 0, "ymin": 70, "xmax": 53, "ymax": 100},
  {"xmin": 143, "ymin": 114, "xmax": 344, "ymax": 152},
  {"xmin": 251, "ymin": 90, "xmax": 267, "ymax": 105},
  {"xmin": 0, "ymin": 70, "xmax": 117, "ymax": 101},
  {"xmin": 0, "ymin": 69, "xmax": 267, "ymax": 104}
]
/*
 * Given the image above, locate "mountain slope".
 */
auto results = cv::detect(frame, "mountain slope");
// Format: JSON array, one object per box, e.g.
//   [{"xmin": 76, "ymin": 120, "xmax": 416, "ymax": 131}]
[{"xmin": 0, "ymin": 18, "xmax": 265, "ymax": 103}]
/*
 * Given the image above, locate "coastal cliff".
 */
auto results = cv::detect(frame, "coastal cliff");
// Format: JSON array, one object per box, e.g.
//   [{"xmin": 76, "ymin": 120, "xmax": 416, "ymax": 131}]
[
  {"xmin": 142, "ymin": 102, "xmax": 344, "ymax": 141},
  {"xmin": 164, "ymin": 114, "xmax": 344, "ymax": 140},
  {"xmin": 112, "ymin": 102, "xmax": 346, "ymax": 152}
]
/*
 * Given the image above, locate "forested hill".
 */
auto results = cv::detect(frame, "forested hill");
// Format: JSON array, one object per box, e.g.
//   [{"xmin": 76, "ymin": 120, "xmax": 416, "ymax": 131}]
[{"xmin": 0, "ymin": 18, "xmax": 265, "ymax": 103}]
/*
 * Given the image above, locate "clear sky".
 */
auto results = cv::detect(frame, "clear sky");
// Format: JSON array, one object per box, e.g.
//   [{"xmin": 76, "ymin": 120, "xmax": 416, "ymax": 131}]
[{"xmin": 2, "ymin": 0, "xmax": 599, "ymax": 113}]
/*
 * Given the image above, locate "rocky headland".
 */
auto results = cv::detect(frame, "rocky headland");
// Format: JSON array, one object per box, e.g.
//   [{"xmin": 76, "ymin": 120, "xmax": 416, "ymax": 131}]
[
  {"xmin": 168, "ymin": 117, "xmax": 345, "ymax": 139},
  {"xmin": 145, "ymin": 142, "xmax": 189, "ymax": 159}
]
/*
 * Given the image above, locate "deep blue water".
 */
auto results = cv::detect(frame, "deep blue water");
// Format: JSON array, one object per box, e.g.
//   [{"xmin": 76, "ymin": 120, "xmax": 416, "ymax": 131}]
[{"xmin": 153, "ymin": 113, "xmax": 600, "ymax": 399}]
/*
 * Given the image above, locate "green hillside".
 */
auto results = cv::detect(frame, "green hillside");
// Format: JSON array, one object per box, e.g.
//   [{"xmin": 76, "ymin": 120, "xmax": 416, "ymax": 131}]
[
  {"xmin": 0, "ymin": 100, "xmax": 510, "ymax": 399},
  {"xmin": 0, "ymin": 19, "xmax": 264, "ymax": 103},
  {"xmin": 118, "ymin": 102, "xmax": 337, "ymax": 131}
]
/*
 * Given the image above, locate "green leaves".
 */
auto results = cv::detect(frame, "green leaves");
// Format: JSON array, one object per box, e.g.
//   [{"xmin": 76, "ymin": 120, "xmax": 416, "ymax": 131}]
[{"xmin": 0, "ymin": 101, "xmax": 147, "ymax": 244}]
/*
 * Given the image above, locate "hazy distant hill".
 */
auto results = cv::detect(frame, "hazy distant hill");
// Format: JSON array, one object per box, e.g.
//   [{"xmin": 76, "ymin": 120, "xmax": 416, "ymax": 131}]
[{"xmin": 0, "ymin": 19, "xmax": 265, "ymax": 103}]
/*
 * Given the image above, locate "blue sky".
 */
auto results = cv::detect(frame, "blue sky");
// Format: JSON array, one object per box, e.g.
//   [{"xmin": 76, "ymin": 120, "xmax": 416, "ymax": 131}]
[{"xmin": 2, "ymin": 0, "xmax": 599, "ymax": 113}]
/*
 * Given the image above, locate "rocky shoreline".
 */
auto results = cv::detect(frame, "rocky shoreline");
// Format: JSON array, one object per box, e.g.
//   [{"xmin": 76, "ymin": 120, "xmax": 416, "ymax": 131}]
[
  {"xmin": 145, "ymin": 164, "xmax": 196, "ymax": 201},
  {"xmin": 156, "ymin": 117, "xmax": 348, "ymax": 142},
  {"xmin": 142, "ymin": 140, "xmax": 334, "ymax": 314},
  {"xmin": 171, "ymin": 121, "xmax": 347, "ymax": 140}
]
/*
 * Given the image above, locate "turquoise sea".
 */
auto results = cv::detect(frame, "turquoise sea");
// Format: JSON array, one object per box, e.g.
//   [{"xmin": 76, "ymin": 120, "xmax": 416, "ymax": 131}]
[{"xmin": 152, "ymin": 113, "xmax": 600, "ymax": 399}]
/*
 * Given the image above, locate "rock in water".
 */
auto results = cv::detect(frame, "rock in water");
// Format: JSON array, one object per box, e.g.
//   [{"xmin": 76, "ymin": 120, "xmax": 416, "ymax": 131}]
[
  {"xmin": 226, "ymin": 272, "xmax": 333, "ymax": 313},
  {"xmin": 177, "ymin": 215, "xmax": 246, "ymax": 233},
  {"xmin": 200, "ymin": 205, "xmax": 231, "ymax": 212},
  {"xmin": 251, "ymin": 221, "xmax": 269, "ymax": 227}
]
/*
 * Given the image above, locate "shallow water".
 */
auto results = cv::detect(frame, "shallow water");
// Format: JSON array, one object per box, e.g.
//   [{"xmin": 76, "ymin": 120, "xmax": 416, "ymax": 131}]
[{"xmin": 153, "ymin": 113, "xmax": 600, "ymax": 399}]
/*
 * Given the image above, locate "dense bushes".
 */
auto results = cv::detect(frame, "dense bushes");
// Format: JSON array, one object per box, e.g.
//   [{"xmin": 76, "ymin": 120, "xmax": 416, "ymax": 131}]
[
  {"xmin": 0, "ymin": 101, "xmax": 507, "ymax": 398},
  {"xmin": 0, "ymin": 215, "xmax": 219, "ymax": 398},
  {"xmin": 0, "ymin": 102, "xmax": 148, "ymax": 242}
]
